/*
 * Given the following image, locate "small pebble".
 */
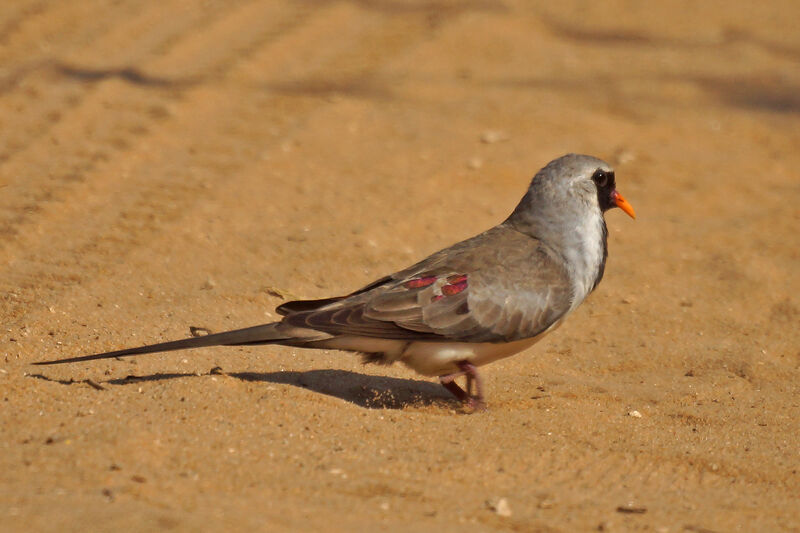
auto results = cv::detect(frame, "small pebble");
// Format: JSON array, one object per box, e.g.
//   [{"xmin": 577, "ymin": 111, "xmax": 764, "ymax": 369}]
[
  {"xmin": 616, "ymin": 503, "xmax": 647, "ymax": 514},
  {"xmin": 613, "ymin": 149, "xmax": 636, "ymax": 165},
  {"xmin": 628, "ymin": 410, "xmax": 642, "ymax": 418},
  {"xmin": 328, "ymin": 468, "xmax": 347, "ymax": 478},
  {"xmin": 263, "ymin": 286, "xmax": 294, "ymax": 300},
  {"xmin": 86, "ymin": 379, "xmax": 106, "ymax": 391},
  {"xmin": 486, "ymin": 497, "xmax": 512, "ymax": 517},
  {"xmin": 538, "ymin": 499, "xmax": 555, "ymax": 509},
  {"xmin": 480, "ymin": 130, "xmax": 508, "ymax": 144},
  {"xmin": 467, "ymin": 156, "xmax": 483, "ymax": 170}
]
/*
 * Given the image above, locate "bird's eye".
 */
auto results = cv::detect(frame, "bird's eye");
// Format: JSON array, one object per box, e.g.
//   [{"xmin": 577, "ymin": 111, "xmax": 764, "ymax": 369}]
[{"xmin": 592, "ymin": 169, "xmax": 609, "ymax": 188}]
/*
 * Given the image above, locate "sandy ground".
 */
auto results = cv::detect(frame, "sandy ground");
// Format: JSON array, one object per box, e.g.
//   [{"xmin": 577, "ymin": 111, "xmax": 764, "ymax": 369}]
[{"xmin": 0, "ymin": 1, "xmax": 798, "ymax": 531}]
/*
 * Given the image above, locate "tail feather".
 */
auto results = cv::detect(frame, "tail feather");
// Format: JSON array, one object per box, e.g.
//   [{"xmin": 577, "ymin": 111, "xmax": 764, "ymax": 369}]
[{"xmin": 33, "ymin": 322, "xmax": 289, "ymax": 366}]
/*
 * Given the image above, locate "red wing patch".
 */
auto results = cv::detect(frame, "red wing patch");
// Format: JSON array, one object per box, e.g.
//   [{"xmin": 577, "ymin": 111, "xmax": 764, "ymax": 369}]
[
  {"xmin": 428, "ymin": 273, "xmax": 469, "ymax": 301},
  {"xmin": 404, "ymin": 276, "xmax": 437, "ymax": 289},
  {"xmin": 446, "ymin": 274, "xmax": 467, "ymax": 284},
  {"xmin": 443, "ymin": 274, "xmax": 468, "ymax": 295},
  {"xmin": 441, "ymin": 280, "xmax": 467, "ymax": 296},
  {"xmin": 402, "ymin": 274, "xmax": 469, "ymax": 302}
]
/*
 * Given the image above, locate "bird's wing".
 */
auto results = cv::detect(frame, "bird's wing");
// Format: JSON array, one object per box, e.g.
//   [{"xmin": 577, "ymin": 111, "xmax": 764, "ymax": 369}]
[
  {"xmin": 274, "ymin": 275, "xmax": 393, "ymax": 316},
  {"xmin": 282, "ymin": 225, "xmax": 574, "ymax": 343}
]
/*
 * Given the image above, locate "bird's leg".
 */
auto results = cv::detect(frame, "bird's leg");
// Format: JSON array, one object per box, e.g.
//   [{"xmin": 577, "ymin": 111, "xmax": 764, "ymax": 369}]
[
  {"xmin": 439, "ymin": 361, "xmax": 485, "ymax": 410},
  {"xmin": 461, "ymin": 362, "xmax": 484, "ymax": 408},
  {"xmin": 440, "ymin": 379, "xmax": 469, "ymax": 402}
]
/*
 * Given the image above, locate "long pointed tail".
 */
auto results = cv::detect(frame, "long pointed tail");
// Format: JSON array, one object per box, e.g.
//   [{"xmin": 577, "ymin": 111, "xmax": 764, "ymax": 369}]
[{"xmin": 33, "ymin": 322, "xmax": 289, "ymax": 366}]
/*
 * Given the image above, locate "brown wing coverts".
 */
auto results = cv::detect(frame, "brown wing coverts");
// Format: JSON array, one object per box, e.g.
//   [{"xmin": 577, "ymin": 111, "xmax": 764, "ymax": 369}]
[{"xmin": 280, "ymin": 225, "xmax": 573, "ymax": 343}]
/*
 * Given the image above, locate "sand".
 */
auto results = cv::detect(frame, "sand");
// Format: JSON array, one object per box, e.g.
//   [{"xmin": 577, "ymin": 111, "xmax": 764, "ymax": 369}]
[{"xmin": 1, "ymin": 1, "xmax": 798, "ymax": 531}]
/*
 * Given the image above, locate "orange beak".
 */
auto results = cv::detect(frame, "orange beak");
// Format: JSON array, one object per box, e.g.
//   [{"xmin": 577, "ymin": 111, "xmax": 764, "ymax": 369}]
[{"xmin": 611, "ymin": 190, "xmax": 636, "ymax": 219}]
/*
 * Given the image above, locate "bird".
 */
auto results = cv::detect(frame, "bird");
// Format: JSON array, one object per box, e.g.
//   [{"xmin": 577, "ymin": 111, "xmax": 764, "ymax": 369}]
[{"xmin": 35, "ymin": 153, "xmax": 635, "ymax": 409}]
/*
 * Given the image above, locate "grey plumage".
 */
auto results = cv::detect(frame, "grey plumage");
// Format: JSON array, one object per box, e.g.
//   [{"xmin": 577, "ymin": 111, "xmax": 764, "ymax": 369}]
[
  {"xmin": 282, "ymin": 225, "xmax": 572, "ymax": 343},
  {"xmin": 35, "ymin": 153, "xmax": 635, "ymax": 408}
]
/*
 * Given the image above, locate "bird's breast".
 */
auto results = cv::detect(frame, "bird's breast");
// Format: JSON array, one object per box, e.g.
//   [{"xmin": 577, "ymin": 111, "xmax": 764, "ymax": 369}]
[{"xmin": 562, "ymin": 209, "xmax": 607, "ymax": 310}]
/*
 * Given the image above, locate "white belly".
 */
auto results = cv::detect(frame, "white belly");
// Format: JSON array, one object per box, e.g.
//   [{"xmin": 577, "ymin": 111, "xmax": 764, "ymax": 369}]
[
  {"xmin": 316, "ymin": 319, "xmax": 563, "ymax": 377},
  {"xmin": 400, "ymin": 336, "xmax": 543, "ymax": 376}
]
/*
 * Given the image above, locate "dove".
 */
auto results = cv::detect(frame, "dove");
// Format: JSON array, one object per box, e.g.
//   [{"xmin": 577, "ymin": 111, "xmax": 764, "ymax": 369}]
[{"xmin": 35, "ymin": 154, "xmax": 635, "ymax": 409}]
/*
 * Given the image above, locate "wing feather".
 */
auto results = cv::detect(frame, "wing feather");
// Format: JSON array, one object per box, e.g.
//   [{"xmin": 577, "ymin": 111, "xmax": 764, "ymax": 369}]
[{"xmin": 281, "ymin": 225, "xmax": 574, "ymax": 343}]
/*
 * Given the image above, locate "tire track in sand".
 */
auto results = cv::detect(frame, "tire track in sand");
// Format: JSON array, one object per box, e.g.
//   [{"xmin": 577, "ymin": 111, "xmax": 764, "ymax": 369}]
[
  {"xmin": 0, "ymin": 0, "xmax": 301, "ymax": 246},
  {"xmin": 0, "ymin": 2, "xmax": 451, "ymax": 340},
  {"xmin": 0, "ymin": 0, "xmax": 250, "ymax": 166},
  {"xmin": 0, "ymin": 0, "xmax": 316, "ymax": 325}
]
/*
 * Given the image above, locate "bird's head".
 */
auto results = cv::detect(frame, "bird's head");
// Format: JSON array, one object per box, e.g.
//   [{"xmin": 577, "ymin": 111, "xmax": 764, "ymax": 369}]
[{"xmin": 507, "ymin": 154, "xmax": 635, "ymax": 233}]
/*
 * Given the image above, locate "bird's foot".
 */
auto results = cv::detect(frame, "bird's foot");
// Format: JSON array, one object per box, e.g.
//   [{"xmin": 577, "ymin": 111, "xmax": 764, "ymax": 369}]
[{"xmin": 439, "ymin": 361, "xmax": 485, "ymax": 411}]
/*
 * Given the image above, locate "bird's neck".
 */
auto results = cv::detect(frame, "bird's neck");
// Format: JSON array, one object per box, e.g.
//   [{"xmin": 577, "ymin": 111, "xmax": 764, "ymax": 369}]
[
  {"xmin": 507, "ymin": 206, "xmax": 608, "ymax": 310},
  {"xmin": 559, "ymin": 209, "xmax": 608, "ymax": 310}
]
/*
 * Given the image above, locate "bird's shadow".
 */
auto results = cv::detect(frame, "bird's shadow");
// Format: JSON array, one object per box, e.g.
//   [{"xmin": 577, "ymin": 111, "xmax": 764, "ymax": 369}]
[
  {"xmin": 29, "ymin": 368, "xmax": 457, "ymax": 410},
  {"xmin": 235, "ymin": 370, "xmax": 458, "ymax": 409}
]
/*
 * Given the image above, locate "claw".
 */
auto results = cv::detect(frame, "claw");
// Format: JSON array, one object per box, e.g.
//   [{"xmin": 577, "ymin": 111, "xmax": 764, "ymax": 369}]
[{"xmin": 439, "ymin": 361, "xmax": 485, "ymax": 411}]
